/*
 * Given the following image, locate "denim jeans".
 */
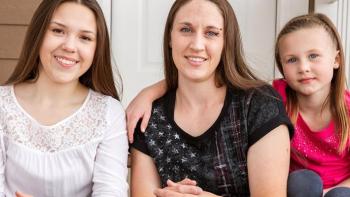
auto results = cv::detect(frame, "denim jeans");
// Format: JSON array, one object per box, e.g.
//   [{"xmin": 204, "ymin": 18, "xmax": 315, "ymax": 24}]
[{"xmin": 287, "ymin": 169, "xmax": 350, "ymax": 197}]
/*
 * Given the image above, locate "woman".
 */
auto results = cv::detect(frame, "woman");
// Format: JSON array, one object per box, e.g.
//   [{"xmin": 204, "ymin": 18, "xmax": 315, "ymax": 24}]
[
  {"xmin": 130, "ymin": 0, "xmax": 293, "ymax": 196},
  {"xmin": 0, "ymin": 0, "xmax": 128, "ymax": 196}
]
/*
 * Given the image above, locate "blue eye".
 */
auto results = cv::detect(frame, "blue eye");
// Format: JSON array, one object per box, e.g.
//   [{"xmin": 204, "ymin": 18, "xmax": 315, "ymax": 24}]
[
  {"xmin": 206, "ymin": 31, "xmax": 219, "ymax": 37},
  {"xmin": 309, "ymin": 53, "xmax": 319, "ymax": 59},
  {"xmin": 286, "ymin": 57, "xmax": 297, "ymax": 64},
  {"xmin": 180, "ymin": 27, "xmax": 191, "ymax": 33}
]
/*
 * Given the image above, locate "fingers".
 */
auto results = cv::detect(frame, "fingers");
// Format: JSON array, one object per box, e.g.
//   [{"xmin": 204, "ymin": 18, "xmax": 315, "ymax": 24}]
[
  {"xmin": 140, "ymin": 110, "xmax": 151, "ymax": 132},
  {"xmin": 178, "ymin": 178, "xmax": 197, "ymax": 186},
  {"xmin": 167, "ymin": 178, "xmax": 197, "ymax": 186},
  {"xmin": 15, "ymin": 192, "xmax": 33, "ymax": 197},
  {"xmin": 166, "ymin": 179, "xmax": 202, "ymax": 195}
]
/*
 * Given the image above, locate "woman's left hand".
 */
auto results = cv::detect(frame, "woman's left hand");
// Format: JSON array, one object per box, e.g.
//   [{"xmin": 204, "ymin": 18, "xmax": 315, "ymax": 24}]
[
  {"xmin": 154, "ymin": 189, "xmax": 218, "ymax": 197},
  {"xmin": 154, "ymin": 178, "xmax": 219, "ymax": 197}
]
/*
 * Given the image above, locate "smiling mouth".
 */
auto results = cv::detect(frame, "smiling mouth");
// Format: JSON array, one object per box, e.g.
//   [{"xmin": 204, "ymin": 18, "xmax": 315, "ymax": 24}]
[
  {"xmin": 55, "ymin": 56, "xmax": 79, "ymax": 66},
  {"xmin": 185, "ymin": 56, "xmax": 207, "ymax": 63}
]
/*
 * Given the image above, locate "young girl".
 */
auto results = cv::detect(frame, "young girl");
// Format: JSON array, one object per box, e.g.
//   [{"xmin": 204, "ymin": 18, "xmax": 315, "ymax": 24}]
[
  {"xmin": 127, "ymin": 13, "xmax": 350, "ymax": 197},
  {"xmin": 0, "ymin": 0, "xmax": 128, "ymax": 196},
  {"xmin": 130, "ymin": 0, "xmax": 293, "ymax": 196},
  {"xmin": 274, "ymin": 13, "xmax": 350, "ymax": 197}
]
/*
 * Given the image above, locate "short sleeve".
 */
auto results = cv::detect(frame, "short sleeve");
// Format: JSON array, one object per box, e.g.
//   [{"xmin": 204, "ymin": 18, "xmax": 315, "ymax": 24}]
[
  {"xmin": 130, "ymin": 121, "xmax": 151, "ymax": 156},
  {"xmin": 246, "ymin": 86, "xmax": 294, "ymax": 147}
]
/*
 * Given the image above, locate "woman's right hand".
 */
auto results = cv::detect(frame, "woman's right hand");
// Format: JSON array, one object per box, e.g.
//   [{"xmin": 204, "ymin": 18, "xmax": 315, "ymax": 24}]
[
  {"xmin": 126, "ymin": 88, "xmax": 153, "ymax": 143},
  {"xmin": 154, "ymin": 178, "xmax": 203, "ymax": 196},
  {"xmin": 126, "ymin": 80, "xmax": 167, "ymax": 143},
  {"xmin": 15, "ymin": 191, "xmax": 33, "ymax": 197}
]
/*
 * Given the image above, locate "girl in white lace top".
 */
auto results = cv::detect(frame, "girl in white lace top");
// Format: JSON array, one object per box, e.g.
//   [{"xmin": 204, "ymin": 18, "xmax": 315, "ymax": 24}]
[{"xmin": 0, "ymin": 1, "xmax": 128, "ymax": 196}]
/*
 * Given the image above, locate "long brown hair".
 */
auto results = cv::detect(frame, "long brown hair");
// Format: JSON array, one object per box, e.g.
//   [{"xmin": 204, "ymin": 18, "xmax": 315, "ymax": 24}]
[
  {"xmin": 275, "ymin": 13, "xmax": 349, "ymax": 153},
  {"xmin": 163, "ymin": 0, "xmax": 265, "ymax": 91},
  {"xmin": 5, "ymin": 0, "xmax": 121, "ymax": 100}
]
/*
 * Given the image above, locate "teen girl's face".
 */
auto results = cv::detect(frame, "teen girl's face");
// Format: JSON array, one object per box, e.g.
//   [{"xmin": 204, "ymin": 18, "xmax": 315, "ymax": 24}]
[
  {"xmin": 39, "ymin": 2, "xmax": 97, "ymax": 84},
  {"xmin": 171, "ymin": 0, "xmax": 224, "ymax": 84},
  {"xmin": 278, "ymin": 27, "xmax": 339, "ymax": 97}
]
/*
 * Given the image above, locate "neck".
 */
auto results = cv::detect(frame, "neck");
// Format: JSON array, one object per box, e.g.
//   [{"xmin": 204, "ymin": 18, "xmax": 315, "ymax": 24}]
[
  {"xmin": 17, "ymin": 73, "xmax": 88, "ymax": 107},
  {"xmin": 297, "ymin": 90, "xmax": 331, "ymax": 117},
  {"xmin": 176, "ymin": 78, "xmax": 226, "ymax": 109}
]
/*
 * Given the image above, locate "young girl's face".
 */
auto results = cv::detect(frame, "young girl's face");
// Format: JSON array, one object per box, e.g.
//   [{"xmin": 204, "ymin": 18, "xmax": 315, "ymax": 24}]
[
  {"xmin": 278, "ymin": 27, "xmax": 339, "ymax": 97},
  {"xmin": 170, "ymin": 0, "xmax": 224, "ymax": 84},
  {"xmin": 39, "ymin": 2, "xmax": 97, "ymax": 84}
]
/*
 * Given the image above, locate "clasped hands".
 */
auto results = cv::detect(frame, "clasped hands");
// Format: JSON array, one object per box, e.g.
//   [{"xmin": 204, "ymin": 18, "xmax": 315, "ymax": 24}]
[{"xmin": 154, "ymin": 178, "xmax": 219, "ymax": 197}]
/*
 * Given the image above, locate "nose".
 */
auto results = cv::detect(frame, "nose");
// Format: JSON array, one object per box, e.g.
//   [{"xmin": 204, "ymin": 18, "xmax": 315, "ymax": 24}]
[
  {"xmin": 62, "ymin": 35, "xmax": 77, "ymax": 53},
  {"xmin": 298, "ymin": 59, "xmax": 311, "ymax": 73},
  {"xmin": 189, "ymin": 33, "xmax": 205, "ymax": 51}
]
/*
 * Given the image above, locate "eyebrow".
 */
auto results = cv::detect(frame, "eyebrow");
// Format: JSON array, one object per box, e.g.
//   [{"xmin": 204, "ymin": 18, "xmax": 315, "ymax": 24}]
[
  {"xmin": 50, "ymin": 21, "xmax": 96, "ymax": 35},
  {"xmin": 178, "ymin": 22, "xmax": 223, "ymax": 31}
]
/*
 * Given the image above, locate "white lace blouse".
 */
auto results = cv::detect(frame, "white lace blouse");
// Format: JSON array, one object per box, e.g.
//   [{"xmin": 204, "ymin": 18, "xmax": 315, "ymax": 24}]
[{"xmin": 0, "ymin": 85, "xmax": 129, "ymax": 197}]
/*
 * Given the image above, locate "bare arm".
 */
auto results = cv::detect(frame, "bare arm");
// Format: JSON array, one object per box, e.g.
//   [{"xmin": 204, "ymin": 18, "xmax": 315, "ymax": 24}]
[
  {"xmin": 130, "ymin": 148, "xmax": 161, "ymax": 197},
  {"xmin": 126, "ymin": 80, "xmax": 167, "ymax": 143},
  {"xmin": 247, "ymin": 125, "xmax": 290, "ymax": 197}
]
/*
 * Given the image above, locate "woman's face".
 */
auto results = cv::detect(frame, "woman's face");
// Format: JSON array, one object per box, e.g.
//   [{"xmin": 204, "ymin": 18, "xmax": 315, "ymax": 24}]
[
  {"xmin": 170, "ymin": 0, "xmax": 224, "ymax": 84},
  {"xmin": 39, "ymin": 2, "xmax": 97, "ymax": 85}
]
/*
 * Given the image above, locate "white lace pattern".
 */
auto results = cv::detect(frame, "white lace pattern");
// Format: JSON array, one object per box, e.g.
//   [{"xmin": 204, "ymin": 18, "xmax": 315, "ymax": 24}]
[{"xmin": 0, "ymin": 86, "xmax": 107, "ymax": 152}]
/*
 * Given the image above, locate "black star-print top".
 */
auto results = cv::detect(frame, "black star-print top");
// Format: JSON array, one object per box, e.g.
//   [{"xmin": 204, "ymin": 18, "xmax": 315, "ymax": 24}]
[{"xmin": 131, "ymin": 85, "xmax": 293, "ymax": 197}]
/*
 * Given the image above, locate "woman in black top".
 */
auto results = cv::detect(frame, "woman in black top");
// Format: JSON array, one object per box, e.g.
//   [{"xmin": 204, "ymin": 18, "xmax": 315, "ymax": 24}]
[{"xmin": 130, "ymin": 0, "xmax": 293, "ymax": 196}]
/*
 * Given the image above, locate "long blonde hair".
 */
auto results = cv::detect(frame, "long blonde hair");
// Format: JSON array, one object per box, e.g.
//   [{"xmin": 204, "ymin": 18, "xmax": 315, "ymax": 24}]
[{"xmin": 275, "ymin": 13, "xmax": 348, "ymax": 153}]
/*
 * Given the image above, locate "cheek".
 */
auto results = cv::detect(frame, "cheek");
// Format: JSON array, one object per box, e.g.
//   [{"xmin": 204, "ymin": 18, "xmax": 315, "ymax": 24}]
[
  {"xmin": 282, "ymin": 66, "xmax": 295, "ymax": 79},
  {"xmin": 81, "ymin": 44, "xmax": 96, "ymax": 63},
  {"xmin": 211, "ymin": 42, "xmax": 224, "ymax": 59}
]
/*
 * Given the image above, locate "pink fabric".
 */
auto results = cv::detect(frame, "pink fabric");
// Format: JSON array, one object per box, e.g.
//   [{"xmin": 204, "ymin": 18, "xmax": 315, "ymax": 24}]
[{"xmin": 273, "ymin": 79, "xmax": 350, "ymax": 189}]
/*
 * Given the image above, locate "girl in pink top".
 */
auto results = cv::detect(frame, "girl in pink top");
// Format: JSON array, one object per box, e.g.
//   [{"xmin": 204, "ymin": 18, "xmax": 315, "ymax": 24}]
[{"xmin": 274, "ymin": 13, "xmax": 350, "ymax": 196}]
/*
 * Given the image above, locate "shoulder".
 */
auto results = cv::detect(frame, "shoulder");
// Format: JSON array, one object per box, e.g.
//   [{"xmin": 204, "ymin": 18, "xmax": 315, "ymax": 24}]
[
  {"xmin": 0, "ymin": 85, "xmax": 13, "ymax": 106},
  {"xmin": 0, "ymin": 85, "xmax": 12, "ymax": 96},
  {"xmin": 89, "ymin": 89, "xmax": 125, "ymax": 122},
  {"xmin": 150, "ymin": 89, "xmax": 174, "ymax": 116},
  {"xmin": 246, "ymin": 85, "xmax": 284, "ymax": 114},
  {"xmin": 237, "ymin": 84, "xmax": 283, "ymax": 107}
]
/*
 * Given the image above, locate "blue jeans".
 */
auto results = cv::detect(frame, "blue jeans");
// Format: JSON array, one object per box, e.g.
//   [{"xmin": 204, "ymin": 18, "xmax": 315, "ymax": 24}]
[{"xmin": 287, "ymin": 169, "xmax": 350, "ymax": 197}]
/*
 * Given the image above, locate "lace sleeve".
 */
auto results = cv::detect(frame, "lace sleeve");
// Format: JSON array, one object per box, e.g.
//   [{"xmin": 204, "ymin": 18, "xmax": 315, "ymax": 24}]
[
  {"xmin": 92, "ymin": 98, "xmax": 129, "ymax": 197},
  {"xmin": 0, "ymin": 87, "xmax": 6, "ymax": 196},
  {"xmin": 0, "ymin": 132, "xmax": 5, "ymax": 197}
]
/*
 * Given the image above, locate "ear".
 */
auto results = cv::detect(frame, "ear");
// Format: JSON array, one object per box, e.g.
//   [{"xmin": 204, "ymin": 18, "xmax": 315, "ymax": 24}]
[{"xmin": 333, "ymin": 50, "xmax": 340, "ymax": 69}]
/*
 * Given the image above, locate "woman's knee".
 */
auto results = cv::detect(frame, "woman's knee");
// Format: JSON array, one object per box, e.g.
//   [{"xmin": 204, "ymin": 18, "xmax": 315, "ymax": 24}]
[
  {"xmin": 287, "ymin": 169, "xmax": 323, "ymax": 197},
  {"xmin": 324, "ymin": 187, "xmax": 350, "ymax": 197}
]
